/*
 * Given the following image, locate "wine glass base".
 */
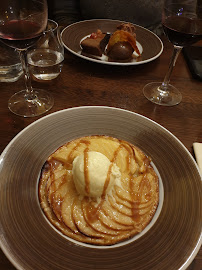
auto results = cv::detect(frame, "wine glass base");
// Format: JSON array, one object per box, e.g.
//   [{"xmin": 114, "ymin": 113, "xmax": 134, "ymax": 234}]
[
  {"xmin": 143, "ymin": 82, "xmax": 182, "ymax": 106},
  {"xmin": 8, "ymin": 89, "xmax": 54, "ymax": 117}
]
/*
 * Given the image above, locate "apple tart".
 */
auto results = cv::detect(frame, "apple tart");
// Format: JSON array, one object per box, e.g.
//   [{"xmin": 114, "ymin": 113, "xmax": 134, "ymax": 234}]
[{"xmin": 39, "ymin": 135, "xmax": 159, "ymax": 245}]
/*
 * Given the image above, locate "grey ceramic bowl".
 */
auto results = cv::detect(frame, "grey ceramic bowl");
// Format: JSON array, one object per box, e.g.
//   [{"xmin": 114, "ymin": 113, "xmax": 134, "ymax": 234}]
[
  {"xmin": 0, "ymin": 106, "xmax": 201, "ymax": 270},
  {"xmin": 61, "ymin": 19, "xmax": 163, "ymax": 66}
]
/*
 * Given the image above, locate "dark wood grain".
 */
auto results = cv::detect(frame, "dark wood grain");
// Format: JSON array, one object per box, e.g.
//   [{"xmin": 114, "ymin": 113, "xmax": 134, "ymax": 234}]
[{"xmin": 0, "ymin": 36, "xmax": 201, "ymax": 270}]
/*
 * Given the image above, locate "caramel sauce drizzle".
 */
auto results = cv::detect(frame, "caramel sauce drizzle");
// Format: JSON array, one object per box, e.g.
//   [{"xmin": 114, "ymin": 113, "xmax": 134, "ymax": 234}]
[
  {"xmin": 140, "ymin": 173, "xmax": 152, "ymax": 202},
  {"xmin": 84, "ymin": 148, "xmax": 90, "ymax": 195},
  {"xmin": 46, "ymin": 136, "xmax": 154, "ymax": 230},
  {"xmin": 114, "ymin": 141, "xmax": 152, "ymax": 222},
  {"xmin": 129, "ymin": 165, "xmax": 152, "ymax": 222},
  {"xmin": 65, "ymin": 140, "xmax": 91, "ymax": 195},
  {"xmin": 84, "ymin": 199, "xmax": 104, "ymax": 223},
  {"xmin": 67, "ymin": 140, "xmax": 90, "ymax": 163},
  {"xmin": 95, "ymin": 140, "xmax": 139, "ymax": 220},
  {"xmin": 101, "ymin": 141, "xmax": 131, "ymax": 197},
  {"xmin": 102, "ymin": 162, "xmax": 113, "ymax": 197},
  {"xmin": 125, "ymin": 145, "xmax": 141, "ymax": 221},
  {"xmin": 102, "ymin": 142, "xmax": 131, "ymax": 196},
  {"xmin": 47, "ymin": 160, "xmax": 67, "ymax": 221}
]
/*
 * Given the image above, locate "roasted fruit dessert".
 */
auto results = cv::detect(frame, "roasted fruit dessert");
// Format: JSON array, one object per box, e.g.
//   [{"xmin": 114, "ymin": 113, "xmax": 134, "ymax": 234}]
[
  {"xmin": 80, "ymin": 22, "xmax": 141, "ymax": 62},
  {"xmin": 39, "ymin": 135, "xmax": 159, "ymax": 245},
  {"xmin": 107, "ymin": 23, "xmax": 140, "ymax": 61}
]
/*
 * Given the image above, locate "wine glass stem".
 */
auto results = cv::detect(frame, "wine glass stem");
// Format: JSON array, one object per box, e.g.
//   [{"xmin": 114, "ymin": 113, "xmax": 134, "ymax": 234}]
[
  {"xmin": 161, "ymin": 45, "xmax": 182, "ymax": 90},
  {"xmin": 18, "ymin": 50, "xmax": 35, "ymax": 100}
]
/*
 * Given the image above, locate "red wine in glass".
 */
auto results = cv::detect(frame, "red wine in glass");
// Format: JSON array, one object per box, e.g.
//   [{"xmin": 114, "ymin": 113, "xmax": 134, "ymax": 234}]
[
  {"xmin": 0, "ymin": 20, "xmax": 44, "ymax": 49},
  {"xmin": 163, "ymin": 16, "xmax": 202, "ymax": 47},
  {"xmin": 0, "ymin": 0, "xmax": 54, "ymax": 117},
  {"xmin": 143, "ymin": 1, "xmax": 202, "ymax": 106}
]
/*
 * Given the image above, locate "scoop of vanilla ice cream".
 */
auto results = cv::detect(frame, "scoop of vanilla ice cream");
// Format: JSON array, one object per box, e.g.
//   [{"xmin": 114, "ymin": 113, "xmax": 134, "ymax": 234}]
[{"xmin": 72, "ymin": 151, "xmax": 121, "ymax": 197}]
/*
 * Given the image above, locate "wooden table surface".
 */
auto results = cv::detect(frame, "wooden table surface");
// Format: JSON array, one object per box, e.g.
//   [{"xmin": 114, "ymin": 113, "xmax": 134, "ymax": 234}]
[{"xmin": 0, "ymin": 36, "xmax": 201, "ymax": 269}]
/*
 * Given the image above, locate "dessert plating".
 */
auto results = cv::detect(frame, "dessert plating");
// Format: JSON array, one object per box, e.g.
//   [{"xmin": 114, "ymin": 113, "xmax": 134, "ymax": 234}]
[
  {"xmin": 39, "ymin": 135, "xmax": 159, "ymax": 246},
  {"xmin": 80, "ymin": 23, "xmax": 142, "ymax": 62}
]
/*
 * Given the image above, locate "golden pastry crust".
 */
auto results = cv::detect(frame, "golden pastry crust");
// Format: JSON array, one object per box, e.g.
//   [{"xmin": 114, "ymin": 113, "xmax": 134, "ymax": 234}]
[{"xmin": 38, "ymin": 135, "xmax": 159, "ymax": 245}]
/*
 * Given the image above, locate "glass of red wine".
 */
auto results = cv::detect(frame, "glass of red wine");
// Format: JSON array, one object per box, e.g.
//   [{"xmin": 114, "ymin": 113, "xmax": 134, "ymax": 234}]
[
  {"xmin": 143, "ymin": 0, "xmax": 202, "ymax": 106},
  {"xmin": 0, "ymin": 0, "xmax": 54, "ymax": 117}
]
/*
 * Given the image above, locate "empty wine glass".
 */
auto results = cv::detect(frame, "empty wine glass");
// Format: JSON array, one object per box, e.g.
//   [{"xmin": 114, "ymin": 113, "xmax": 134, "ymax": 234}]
[
  {"xmin": 143, "ymin": 0, "xmax": 202, "ymax": 106},
  {"xmin": 0, "ymin": 0, "xmax": 54, "ymax": 117}
]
